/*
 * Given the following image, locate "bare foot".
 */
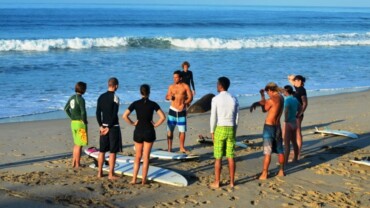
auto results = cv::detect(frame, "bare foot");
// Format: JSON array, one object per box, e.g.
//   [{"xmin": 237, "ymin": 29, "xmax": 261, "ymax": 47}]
[
  {"xmin": 141, "ymin": 180, "xmax": 147, "ymax": 185},
  {"xmin": 97, "ymin": 172, "xmax": 103, "ymax": 178},
  {"xmin": 230, "ymin": 183, "xmax": 235, "ymax": 188},
  {"xmin": 180, "ymin": 149, "xmax": 189, "ymax": 154},
  {"xmin": 108, "ymin": 175, "xmax": 119, "ymax": 180},
  {"xmin": 209, "ymin": 181, "xmax": 220, "ymax": 189},
  {"xmin": 130, "ymin": 180, "xmax": 138, "ymax": 185},
  {"xmin": 258, "ymin": 171, "xmax": 268, "ymax": 180},
  {"xmin": 277, "ymin": 170, "xmax": 285, "ymax": 177}
]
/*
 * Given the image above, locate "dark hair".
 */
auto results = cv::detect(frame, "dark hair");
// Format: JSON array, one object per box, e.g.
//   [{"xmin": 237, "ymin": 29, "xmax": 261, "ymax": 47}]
[
  {"xmin": 182, "ymin": 61, "xmax": 190, "ymax": 68},
  {"xmin": 140, "ymin": 84, "xmax": 150, "ymax": 97},
  {"xmin": 218, "ymin": 76, "xmax": 230, "ymax": 91},
  {"xmin": 108, "ymin": 77, "xmax": 119, "ymax": 87},
  {"xmin": 75, "ymin": 81, "xmax": 87, "ymax": 94},
  {"xmin": 264, "ymin": 82, "xmax": 279, "ymax": 92},
  {"xmin": 284, "ymin": 85, "xmax": 294, "ymax": 95},
  {"xmin": 293, "ymin": 75, "xmax": 306, "ymax": 83},
  {"xmin": 174, "ymin": 70, "xmax": 183, "ymax": 78}
]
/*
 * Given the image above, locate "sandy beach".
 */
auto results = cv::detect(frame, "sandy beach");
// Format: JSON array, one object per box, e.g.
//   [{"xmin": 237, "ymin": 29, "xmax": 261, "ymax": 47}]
[{"xmin": 0, "ymin": 90, "xmax": 369, "ymax": 208}]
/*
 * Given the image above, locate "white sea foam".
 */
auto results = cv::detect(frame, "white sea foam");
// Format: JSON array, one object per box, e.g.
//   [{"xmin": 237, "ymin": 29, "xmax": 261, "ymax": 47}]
[
  {"xmin": 1, "ymin": 32, "xmax": 370, "ymax": 52},
  {"xmin": 0, "ymin": 37, "xmax": 129, "ymax": 51}
]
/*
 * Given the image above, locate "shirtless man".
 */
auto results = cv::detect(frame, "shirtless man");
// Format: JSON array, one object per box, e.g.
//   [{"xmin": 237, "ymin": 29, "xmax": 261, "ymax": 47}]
[
  {"xmin": 250, "ymin": 82, "xmax": 285, "ymax": 180},
  {"xmin": 165, "ymin": 70, "xmax": 193, "ymax": 152}
]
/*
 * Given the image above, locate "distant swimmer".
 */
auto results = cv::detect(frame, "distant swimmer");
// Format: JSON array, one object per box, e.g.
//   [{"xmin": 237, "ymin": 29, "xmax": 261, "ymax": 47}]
[
  {"xmin": 165, "ymin": 70, "xmax": 193, "ymax": 153},
  {"xmin": 288, "ymin": 74, "xmax": 308, "ymax": 159},
  {"xmin": 96, "ymin": 77, "xmax": 122, "ymax": 180},
  {"xmin": 181, "ymin": 61, "xmax": 196, "ymax": 96},
  {"xmin": 250, "ymin": 82, "xmax": 285, "ymax": 180},
  {"xmin": 122, "ymin": 84, "xmax": 166, "ymax": 185},
  {"xmin": 64, "ymin": 81, "xmax": 88, "ymax": 169}
]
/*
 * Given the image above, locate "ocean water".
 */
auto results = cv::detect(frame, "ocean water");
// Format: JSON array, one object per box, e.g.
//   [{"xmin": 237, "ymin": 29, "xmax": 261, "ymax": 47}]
[{"xmin": 1, "ymin": 5, "xmax": 370, "ymax": 123}]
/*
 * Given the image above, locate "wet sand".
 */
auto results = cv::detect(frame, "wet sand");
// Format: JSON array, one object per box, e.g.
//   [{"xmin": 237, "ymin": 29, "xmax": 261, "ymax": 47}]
[{"xmin": 0, "ymin": 90, "xmax": 369, "ymax": 207}]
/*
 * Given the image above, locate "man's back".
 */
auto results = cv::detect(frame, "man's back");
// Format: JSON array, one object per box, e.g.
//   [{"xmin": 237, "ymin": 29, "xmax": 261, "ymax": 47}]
[
  {"xmin": 264, "ymin": 94, "xmax": 284, "ymax": 125},
  {"xmin": 96, "ymin": 91, "xmax": 120, "ymax": 128}
]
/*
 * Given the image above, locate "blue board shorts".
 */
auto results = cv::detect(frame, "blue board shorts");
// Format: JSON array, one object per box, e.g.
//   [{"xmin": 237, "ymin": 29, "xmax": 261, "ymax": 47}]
[
  {"xmin": 262, "ymin": 124, "xmax": 284, "ymax": 155},
  {"xmin": 167, "ymin": 106, "xmax": 187, "ymax": 133}
]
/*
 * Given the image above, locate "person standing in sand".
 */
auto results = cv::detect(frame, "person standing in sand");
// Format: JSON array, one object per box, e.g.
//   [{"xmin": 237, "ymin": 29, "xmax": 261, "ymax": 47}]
[
  {"xmin": 288, "ymin": 75, "xmax": 308, "ymax": 159},
  {"xmin": 165, "ymin": 70, "xmax": 193, "ymax": 153},
  {"xmin": 64, "ymin": 81, "xmax": 88, "ymax": 168},
  {"xmin": 250, "ymin": 82, "xmax": 285, "ymax": 180},
  {"xmin": 122, "ymin": 84, "xmax": 166, "ymax": 185},
  {"xmin": 210, "ymin": 77, "xmax": 239, "ymax": 189},
  {"xmin": 181, "ymin": 61, "xmax": 196, "ymax": 96},
  {"xmin": 96, "ymin": 77, "xmax": 122, "ymax": 180},
  {"xmin": 282, "ymin": 85, "xmax": 301, "ymax": 165}
]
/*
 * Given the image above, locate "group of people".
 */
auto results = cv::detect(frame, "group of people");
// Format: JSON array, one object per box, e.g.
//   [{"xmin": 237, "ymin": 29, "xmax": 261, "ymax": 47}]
[
  {"xmin": 64, "ymin": 61, "xmax": 308, "ymax": 188},
  {"xmin": 250, "ymin": 75, "xmax": 307, "ymax": 180}
]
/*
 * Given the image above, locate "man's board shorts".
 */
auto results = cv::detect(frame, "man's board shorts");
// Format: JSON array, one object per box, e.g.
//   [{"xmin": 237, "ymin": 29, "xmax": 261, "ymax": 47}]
[
  {"xmin": 167, "ymin": 106, "xmax": 187, "ymax": 133},
  {"xmin": 262, "ymin": 124, "xmax": 283, "ymax": 155},
  {"xmin": 213, "ymin": 126, "xmax": 236, "ymax": 159},
  {"xmin": 99, "ymin": 125, "xmax": 122, "ymax": 153},
  {"xmin": 71, "ymin": 120, "xmax": 88, "ymax": 146}
]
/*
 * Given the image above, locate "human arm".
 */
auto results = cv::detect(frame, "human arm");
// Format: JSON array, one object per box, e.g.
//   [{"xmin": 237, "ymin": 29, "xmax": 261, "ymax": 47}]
[
  {"xmin": 250, "ymin": 89, "xmax": 267, "ymax": 113},
  {"xmin": 153, "ymin": 108, "xmax": 166, "ymax": 127},
  {"xmin": 297, "ymin": 96, "xmax": 307, "ymax": 117},
  {"xmin": 79, "ymin": 96, "xmax": 88, "ymax": 124},
  {"xmin": 190, "ymin": 71, "xmax": 195, "ymax": 95},
  {"xmin": 288, "ymin": 74, "xmax": 295, "ymax": 85},
  {"xmin": 64, "ymin": 97, "xmax": 72, "ymax": 119},
  {"xmin": 165, "ymin": 85, "xmax": 174, "ymax": 101},
  {"xmin": 184, "ymin": 84, "xmax": 193, "ymax": 106},
  {"xmin": 122, "ymin": 109, "xmax": 138, "ymax": 126},
  {"xmin": 210, "ymin": 98, "xmax": 217, "ymax": 135}
]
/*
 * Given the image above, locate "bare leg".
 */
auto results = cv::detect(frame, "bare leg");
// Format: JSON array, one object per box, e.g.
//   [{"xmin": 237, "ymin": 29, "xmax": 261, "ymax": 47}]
[
  {"xmin": 108, "ymin": 153, "xmax": 119, "ymax": 180},
  {"xmin": 210, "ymin": 159, "xmax": 222, "ymax": 188},
  {"xmin": 97, "ymin": 152, "xmax": 105, "ymax": 178},
  {"xmin": 283, "ymin": 123, "xmax": 291, "ymax": 166},
  {"xmin": 227, "ymin": 158, "xmax": 235, "ymax": 187},
  {"xmin": 296, "ymin": 117, "xmax": 303, "ymax": 159},
  {"xmin": 277, "ymin": 154, "xmax": 285, "ymax": 177},
  {"xmin": 179, "ymin": 132, "xmax": 187, "ymax": 152},
  {"xmin": 141, "ymin": 142, "xmax": 153, "ymax": 185},
  {"xmin": 73, "ymin": 145, "xmax": 82, "ymax": 168},
  {"xmin": 259, "ymin": 154, "xmax": 271, "ymax": 180},
  {"xmin": 167, "ymin": 131, "xmax": 173, "ymax": 152},
  {"xmin": 131, "ymin": 142, "xmax": 143, "ymax": 184},
  {"xmin": 291, "ymin": 127, "xmax": 299, "ymax": 162},
  {"xmin": 72, "ymin": 146, "xmax": 77, "ymax": 168}
]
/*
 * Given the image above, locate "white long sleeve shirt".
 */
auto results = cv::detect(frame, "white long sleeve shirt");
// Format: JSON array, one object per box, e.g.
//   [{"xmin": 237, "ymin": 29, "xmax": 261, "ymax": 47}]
[{"xmin": 210, "ymin": 91, "xmax": 239, "ymax": 133}]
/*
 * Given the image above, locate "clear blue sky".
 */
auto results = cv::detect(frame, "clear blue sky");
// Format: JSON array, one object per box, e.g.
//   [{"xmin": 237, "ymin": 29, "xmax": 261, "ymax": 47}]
[{"xmin": 1, "ymin": 0, "xmax": 370, "ymax": 7}]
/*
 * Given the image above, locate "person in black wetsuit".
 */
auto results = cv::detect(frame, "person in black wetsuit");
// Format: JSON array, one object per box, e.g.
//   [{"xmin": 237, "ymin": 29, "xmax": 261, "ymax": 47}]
[
  {"xmin": 288, "ymin": 74, "xmax": 308, "ymax": 159},
  {"xmin": 122, "ymin": 84, "xmax": 166, "ymax": 185},
  {"xmin": 181, "ymin": 61, "xmax": 195, "ymax": 96},
  {"xmin": 96, "ymin": 77, "xmax": 122, "ymax": 180}
]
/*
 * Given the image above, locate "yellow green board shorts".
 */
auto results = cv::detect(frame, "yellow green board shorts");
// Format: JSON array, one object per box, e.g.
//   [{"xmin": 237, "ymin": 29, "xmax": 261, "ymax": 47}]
[
  {"xmin": 71, "ymin": 120, "xmax": 88, "ymax": 146},
  {"xmin": 213, "ymin": 126, "xmax": 236, "ymax": 159}
]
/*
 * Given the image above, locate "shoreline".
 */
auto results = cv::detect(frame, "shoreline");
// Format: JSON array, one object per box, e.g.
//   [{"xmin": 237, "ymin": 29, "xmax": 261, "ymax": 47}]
[
  {"xmin": 0, "ymin": 89, "xmax": 369, "ymax": 207},
  {"xmin": 1, "ymin": 87, "xmax": 370, "ymax": 124}
]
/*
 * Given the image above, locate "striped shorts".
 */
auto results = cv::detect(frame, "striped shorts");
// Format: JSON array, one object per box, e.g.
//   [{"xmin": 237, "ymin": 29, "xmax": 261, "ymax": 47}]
[
  {"xmin": 167, "ymin": 106, "xmax": 187, "ymax": 133},
  {"xmin": 214, "ymin": 126, "xmax": 236, "ymax": 159}
]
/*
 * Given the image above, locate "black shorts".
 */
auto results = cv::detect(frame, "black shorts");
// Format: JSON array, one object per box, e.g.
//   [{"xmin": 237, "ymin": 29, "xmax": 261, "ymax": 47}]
[
  {"xmin": 99, "ymin": 126, "xmax": 122, "ymax": 153},
  {"xmin": 133, "ymin": 127, "xmax": 156, "ymax": 143}
]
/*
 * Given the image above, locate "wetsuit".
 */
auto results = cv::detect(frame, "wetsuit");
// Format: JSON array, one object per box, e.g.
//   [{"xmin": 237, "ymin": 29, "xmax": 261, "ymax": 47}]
[
  {"xmin": 64, "ymin": 94, "xmax": 88, "ymax": 146},
  {"xmin": 293, "ymin": 86, "xmax": 307, "ymax": 117},
  {"xmin": 181, "ymin": 70, "xmax": 195, "ymax": 91},
  {"xmin": 127, "ymin": 98, "xmax": 161, "ymax": 143},
  {"xmin": 96, "ymin": 91, "xmax": 122, "ymax": 153}
]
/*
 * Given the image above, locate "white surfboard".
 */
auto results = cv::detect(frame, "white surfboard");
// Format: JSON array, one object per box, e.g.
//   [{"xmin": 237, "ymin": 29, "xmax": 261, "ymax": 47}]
[
  {"xmin": 150, "ymin": 149, "xmax": 199, "ymax": 160},
  {"xmin": 197, "ymin": 136, "xmax": 248, "ymax": 148},
  {"xmin": 89, "ymin": 162, "xmax": 188, "ymax": 187},
  {"xmin": 84, "ymin": 147, "xmax": 138, "ymax": 163},
  {"xmin": 314, "ymin": 127, "xmax": 359, "ymax": 139},
  {"xmin": 350, "ymin": 157, "xmax": 370, "ymax": 166}
]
